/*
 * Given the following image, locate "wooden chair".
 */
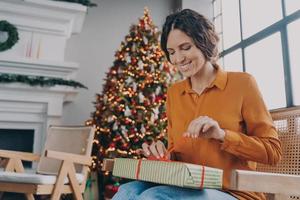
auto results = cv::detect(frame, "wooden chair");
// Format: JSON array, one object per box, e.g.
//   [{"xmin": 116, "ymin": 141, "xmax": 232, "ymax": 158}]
[
  {"xmin": 231, "ymin": 106, "xmax": 300, "ymax": 200},
  {"xmin": 0, "ymin": 125, "xmax": 95, "ymax": 200}
]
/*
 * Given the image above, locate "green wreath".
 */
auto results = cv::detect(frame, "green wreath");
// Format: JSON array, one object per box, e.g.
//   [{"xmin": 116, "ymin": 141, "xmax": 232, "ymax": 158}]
[{"xmin": 0, "ymin": 20, "xmax": 19, "ymax": 52}]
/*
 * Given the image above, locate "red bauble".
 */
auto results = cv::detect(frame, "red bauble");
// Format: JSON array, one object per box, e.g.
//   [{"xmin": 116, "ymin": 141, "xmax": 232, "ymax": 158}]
[
  {"xmin": 140, "ymin": 20, "xmax": 145, "ymax": 28},
  {"xmin": 131, "ymin": 100, "xmax": 136, "ymax": 106},
  {"xmin": 131, "ymin": 109, "xmax": 137, "ymax": 115},
  {"xmin": 155, "ymin": 96, "xmax": 162, "ymax": 103},
  {"xmin": 130, "ymin": 127, "xmax": 136, "ymax": 133},
  {"xmin": 104, "ymin": 184, "xmax": 119, "ymax": 199},
  {"xmin": 144, "ymin": 100, "xmax": 150, "ymax": 106},
  {"xmin": 131, "ymin": 57, "xmax": 137, "ymax": 64},
  {"xmin": 109, "ymin": 143, "xmax": 115, "ymax": 148}
]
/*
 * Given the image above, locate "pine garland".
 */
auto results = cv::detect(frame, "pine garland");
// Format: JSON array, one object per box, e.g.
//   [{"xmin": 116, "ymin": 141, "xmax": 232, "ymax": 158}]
[{"xmin": 0, "ymin": 73, "xmax": 87, "ymax": 89}]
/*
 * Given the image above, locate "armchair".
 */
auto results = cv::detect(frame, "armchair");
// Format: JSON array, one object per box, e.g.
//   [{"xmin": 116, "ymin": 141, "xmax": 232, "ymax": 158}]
[
  {"xmin": 0, "ymin": 125, "xmax": 95, "ymax": 200},
  {"xmin": 231, "ymin": 106, "xmax": 300, "ymax": 200}
]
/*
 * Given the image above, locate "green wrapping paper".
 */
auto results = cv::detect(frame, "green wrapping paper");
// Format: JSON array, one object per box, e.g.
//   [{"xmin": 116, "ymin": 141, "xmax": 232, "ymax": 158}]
[{"xmin": 112, "ymin": 158, "xmax": 223, "ymax": 189}]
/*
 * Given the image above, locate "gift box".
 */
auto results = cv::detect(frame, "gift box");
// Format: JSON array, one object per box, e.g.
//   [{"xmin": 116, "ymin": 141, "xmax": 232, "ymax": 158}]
[{"xmin": 112, "ymin": 158, "xmax": 223, "ymax": 189}]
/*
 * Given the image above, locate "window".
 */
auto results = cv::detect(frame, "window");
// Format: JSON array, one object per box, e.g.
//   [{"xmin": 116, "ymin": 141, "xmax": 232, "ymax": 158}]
[
  {"xmin": 288, "ymin": 19, "xmax": 300, "ymax": 105},
  {"xmin": 222, "ymin": 0, "xmax": 241, "ymax": 49},
  {"xmin": 241, "ymin": 0, "xmax": 282, "ymax": 38},
  {"xmin": 245, "ymin": 33, "xmax": 286, "ymax": 109},
  {"xmin": 213, "ymin": 0, "xmax": 300, "ymax": 109},
  {"xmin": 213, "ymin": 0, "xmax": 223, "ymax": 52},
  {"xmin": 286, "ymin": 0, "xmax": 300, "ymax": 15},
  {"xmin": 223, "ymin": 49, "xmax": 243, "ymax": 72}
]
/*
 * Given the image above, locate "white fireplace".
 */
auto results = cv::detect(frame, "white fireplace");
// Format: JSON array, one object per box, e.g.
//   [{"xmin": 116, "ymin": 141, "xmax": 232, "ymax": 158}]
[{"xmin": 0, "ymin": 0, "xmax": 87, "ymax": 156}]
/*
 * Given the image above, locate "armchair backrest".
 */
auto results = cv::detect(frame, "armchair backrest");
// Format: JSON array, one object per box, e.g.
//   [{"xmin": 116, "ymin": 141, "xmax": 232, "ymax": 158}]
[
  {"xmin": 37, "ymin": 125, "xmax": 94, "ymax": 175},
  {"xmin": 257, "ymin": 106, "xmax": 300, "ymax": 199}
]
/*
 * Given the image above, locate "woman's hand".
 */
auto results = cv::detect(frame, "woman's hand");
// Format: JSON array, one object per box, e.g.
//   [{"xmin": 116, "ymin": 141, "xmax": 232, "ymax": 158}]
[
  {"xmin": 183, "ymin": 116, "xmax": 225, "ymax": 141},
  {"xmin": 140, "ymin": 140, "xmax": 170, "ymax": 159}
]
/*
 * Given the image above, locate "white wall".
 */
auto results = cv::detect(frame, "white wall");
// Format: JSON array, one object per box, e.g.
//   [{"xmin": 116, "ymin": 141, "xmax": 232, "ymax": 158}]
[
  {"xmin": 182, "ymin": 0, "xmax": 213, "ymax": 20},
  {"xmin": 62, "ymin": 0, "xmax": 175, "ymax": 125}
]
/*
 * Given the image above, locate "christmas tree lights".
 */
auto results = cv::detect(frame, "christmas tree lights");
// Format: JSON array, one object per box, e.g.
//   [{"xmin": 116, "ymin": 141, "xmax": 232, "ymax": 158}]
[{"xmin": 86, "ymin": 8, "xmax": 180, "ymax": 197}]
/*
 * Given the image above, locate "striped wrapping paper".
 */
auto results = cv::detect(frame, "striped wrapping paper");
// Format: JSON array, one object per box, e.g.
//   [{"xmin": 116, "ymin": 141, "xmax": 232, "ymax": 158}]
[{"xmin": 112, "ymin": 158, "xmax": 223, "ymax": 189}]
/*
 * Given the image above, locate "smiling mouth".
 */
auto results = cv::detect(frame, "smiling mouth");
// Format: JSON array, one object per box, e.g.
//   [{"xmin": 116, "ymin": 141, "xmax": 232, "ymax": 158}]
[{"xmin": 179, "ymin": 61, "xmax": 192, "ymax": 71}]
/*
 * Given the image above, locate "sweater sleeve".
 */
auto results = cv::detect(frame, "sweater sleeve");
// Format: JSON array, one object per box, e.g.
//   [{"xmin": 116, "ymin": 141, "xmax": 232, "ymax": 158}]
[
  {"xmin": 166, "ymin": 88, "xmax": 174, "ymax": 151},
  {"xmin": 221, "ymin": 75, "xmax": 282, "ymax": 165}
]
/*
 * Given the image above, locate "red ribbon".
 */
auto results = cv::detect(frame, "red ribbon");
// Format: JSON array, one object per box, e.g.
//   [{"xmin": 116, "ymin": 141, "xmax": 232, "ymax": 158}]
[
  {"xmin": 135, "ymin": 159, "xmax": 142, "ymax": 180},
  {"xmin": 200, "ymin": 165, "xmax": 205, "ymax": 189}
]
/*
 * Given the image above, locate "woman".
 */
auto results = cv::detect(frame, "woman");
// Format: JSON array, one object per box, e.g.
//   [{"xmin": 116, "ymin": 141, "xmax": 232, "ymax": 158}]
[{"xmin": 112, "ymin": 9, "xmax": 282, "ymax": 200}]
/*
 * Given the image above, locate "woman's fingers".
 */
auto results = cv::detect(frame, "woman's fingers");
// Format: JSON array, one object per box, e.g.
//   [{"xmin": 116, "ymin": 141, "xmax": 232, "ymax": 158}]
[
  {"xmin": 202, "ymin": 121, "xmax": 214, "ymax": 132},
  {"xmin": 186, "ymin": 116, "xmax": 207, "ymax": 137},
  {"xmin": 193, "ymin": 123, "xmax": 203, "ymax": 137},
  {"xmin": 184, "ymin": 116, "xmax": 219, "ymax": 138},
  {"xmin": 187, "ymin": 118, "xmax": 197, "ymax": 136},
  {"xmin": 141, "ymin": 141, "xmax": 167, "ymax": 158},
  {"xmin": 149, "ymin": 143, "xmax": 159, "ymax": 158},
  {"xmin": 142, "ymin": 142, "xmax": 151, "ymax": 156},
  {"xmin": 156, "ymin": 140, "xmax": 167, "ymax": 157},
  {"xmin": 183, "ymin": 116, "xmax": 224, "ymax": 141}
]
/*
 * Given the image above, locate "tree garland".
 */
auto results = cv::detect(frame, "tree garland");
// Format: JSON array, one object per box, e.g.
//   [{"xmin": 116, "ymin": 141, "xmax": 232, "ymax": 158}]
[
  {"xmin": 0, "ymin": 21, "xmax": 19, "ymax": 52},
  {"xmin": 53, "ymin": 0, "xmax": 97, "ymax": 7},
  {"xmin": 0, "ymin": 73, "xmax": 87, "ymax": 89}
]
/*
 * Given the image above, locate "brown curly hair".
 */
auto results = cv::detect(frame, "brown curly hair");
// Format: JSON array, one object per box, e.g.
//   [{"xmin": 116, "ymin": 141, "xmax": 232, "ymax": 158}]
[{"xmin": 161, "ymin": 9, "xmax": 219, "ymax": 65}]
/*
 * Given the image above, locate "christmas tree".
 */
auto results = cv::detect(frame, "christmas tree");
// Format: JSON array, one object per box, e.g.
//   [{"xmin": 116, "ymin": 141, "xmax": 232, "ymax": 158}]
[{"xmin": 86, "ymin": 8, "xmax": 179, "ymax": 198}]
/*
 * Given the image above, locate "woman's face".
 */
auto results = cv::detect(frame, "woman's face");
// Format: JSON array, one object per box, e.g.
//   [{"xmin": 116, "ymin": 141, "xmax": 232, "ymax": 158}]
[{"xmin": 166, "ymin": 29, "xmax": 207, "ymax": 78}]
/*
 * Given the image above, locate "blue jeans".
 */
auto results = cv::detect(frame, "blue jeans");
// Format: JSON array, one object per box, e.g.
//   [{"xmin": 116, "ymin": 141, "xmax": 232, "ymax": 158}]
[{"xmin": 112, "ymin": 181, "xmax": 237, "ymax": 200}]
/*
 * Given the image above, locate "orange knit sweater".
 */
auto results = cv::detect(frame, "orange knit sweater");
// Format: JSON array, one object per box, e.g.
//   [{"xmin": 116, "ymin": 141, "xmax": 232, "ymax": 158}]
[{"xmin": 166, "ymin": 67, "xmax": 282, "ymax": 200}]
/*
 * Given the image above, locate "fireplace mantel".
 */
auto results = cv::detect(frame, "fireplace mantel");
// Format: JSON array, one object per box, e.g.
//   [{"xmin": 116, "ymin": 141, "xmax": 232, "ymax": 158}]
[
  {"xmin": 0, "ymin": 0, "xmax": 87, "ymax": 156},
  {"xmin": 0, "ymin": 57, "xmax": 79, "ymax": 78}
]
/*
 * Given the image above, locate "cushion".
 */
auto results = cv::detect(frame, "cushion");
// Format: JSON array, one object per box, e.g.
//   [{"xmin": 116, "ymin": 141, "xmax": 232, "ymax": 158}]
[{"xmin": 0, "ymin": 171, "xmax": 84, "ymax": 185}]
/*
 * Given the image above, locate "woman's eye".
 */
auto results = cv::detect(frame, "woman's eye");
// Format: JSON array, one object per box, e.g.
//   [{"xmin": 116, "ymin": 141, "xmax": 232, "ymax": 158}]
[
  {"xmin": 182, "ymin": 45, "xmax": 191, "ymax": 50},
  {"xmin": 168, "ymin": 51, "xmax": 175, "ymax": 55}
]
